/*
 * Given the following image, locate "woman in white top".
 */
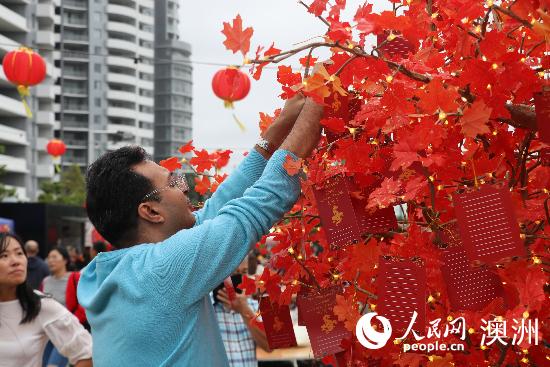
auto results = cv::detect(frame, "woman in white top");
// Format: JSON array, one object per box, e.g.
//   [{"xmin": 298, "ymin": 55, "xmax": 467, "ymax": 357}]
[{"xmin": 0, "ymin": 232, "xmax": 92, "ymax": 367}]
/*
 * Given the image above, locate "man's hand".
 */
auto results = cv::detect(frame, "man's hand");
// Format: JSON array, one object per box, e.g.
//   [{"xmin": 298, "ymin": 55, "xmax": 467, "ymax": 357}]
[
  {"xmin": 279, "ymin": 97, "xmax": 323, "ymax": 158},
  {"xmin": 255, "ymin": 94, "xmax": 306, "ymax": 159},
  {"xmin": 217, "ymin": 289, "xmax": 251, "ymax": 315},
  {"xmin": 279, "ymin": 93, "xmax": 306, "ymax": 125}
]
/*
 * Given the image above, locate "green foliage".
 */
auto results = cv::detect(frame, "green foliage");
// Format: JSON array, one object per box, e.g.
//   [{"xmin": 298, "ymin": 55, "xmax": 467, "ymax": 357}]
[
  {"xmin": 0, "ymin": 166, "xmax": 17, "ymax": 202},
  {"xmin": 38, "ymin": 165, "xmax": 86, "ymax": 206},
  {"xmin": 0, "ymin": 144, "xmax": 17, "ymax": 202}
]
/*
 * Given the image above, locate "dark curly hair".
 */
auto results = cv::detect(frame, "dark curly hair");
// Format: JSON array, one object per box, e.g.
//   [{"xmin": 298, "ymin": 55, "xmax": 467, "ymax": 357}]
[
  {"xmin": 86, "ymin": 146, "xmax": 159, "ymax": 246},
  {"xmin": 0, "ymin": 232, "xmax": 41, "ymax": 324}
]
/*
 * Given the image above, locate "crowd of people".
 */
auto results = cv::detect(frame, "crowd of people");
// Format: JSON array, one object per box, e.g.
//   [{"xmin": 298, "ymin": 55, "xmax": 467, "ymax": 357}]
[{"xmin": 0, "ymin": 95, "xmax": 323, "ymax": 367}]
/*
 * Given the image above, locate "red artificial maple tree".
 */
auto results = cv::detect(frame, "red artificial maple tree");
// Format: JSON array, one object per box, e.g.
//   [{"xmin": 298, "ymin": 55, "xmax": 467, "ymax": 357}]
[{"xmin": 165, "ymin": 1, "xmax": 550, "ymax": 365}]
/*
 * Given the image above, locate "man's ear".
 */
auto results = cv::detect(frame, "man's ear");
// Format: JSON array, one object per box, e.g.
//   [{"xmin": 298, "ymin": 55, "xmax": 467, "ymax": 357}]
[{"xmin": 137, "ymin": 202, "xmax": 165, "ymax": 224}]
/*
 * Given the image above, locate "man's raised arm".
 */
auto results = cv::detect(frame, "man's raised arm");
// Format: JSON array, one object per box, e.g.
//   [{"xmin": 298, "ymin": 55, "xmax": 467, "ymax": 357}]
[
  {"xmin": 193, "ymin": 95, "xmax": 305, "ymax": 225},
  {"xmin": 151, "ymin": 98, "xmax": 323, "ymax": 303}
]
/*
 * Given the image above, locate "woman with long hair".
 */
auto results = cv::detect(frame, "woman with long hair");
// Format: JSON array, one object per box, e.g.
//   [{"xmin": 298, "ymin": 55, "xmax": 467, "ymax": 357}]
[{"xmin": 0, "ymin": 232, "xmax": 92, "ymax": 367}]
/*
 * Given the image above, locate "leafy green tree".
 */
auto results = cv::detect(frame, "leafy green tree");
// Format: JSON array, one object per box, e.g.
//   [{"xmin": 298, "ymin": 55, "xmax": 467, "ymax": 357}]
[
  {"xmin": 0, "ymin": 145, "xmax": 17, "ymax": 202},
  {"xmin": 38, "ymin": 165, "xmax": 86, "ymax": 206}
]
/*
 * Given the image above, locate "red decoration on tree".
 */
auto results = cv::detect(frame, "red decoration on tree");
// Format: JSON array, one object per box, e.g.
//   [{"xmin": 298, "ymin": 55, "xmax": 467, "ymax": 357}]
[
  {"xmin": 2, "ymin": 47, "xmax": 47, "ymax": 118},
  {"xmin": 212, "ymin": 67, "xmax": 250, "ymax": 109},
  {"xmin": 376, "ymin": 257, "xmax": 427, "ymax": 337}
]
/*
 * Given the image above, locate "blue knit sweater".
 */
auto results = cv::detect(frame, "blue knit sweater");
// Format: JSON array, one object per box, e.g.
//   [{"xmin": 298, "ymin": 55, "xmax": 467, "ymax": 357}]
[{"xmin": 78, "ymin": 149, "xmax": 300, "ymax": 367}]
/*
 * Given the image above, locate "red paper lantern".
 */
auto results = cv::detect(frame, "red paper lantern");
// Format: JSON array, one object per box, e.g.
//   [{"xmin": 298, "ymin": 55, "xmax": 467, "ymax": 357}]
[
  {"xmin": 2, "ymin": 47, "xmax": 47, "ymax": 118},
  {"xmin": 46, "ymin": 139, "xmax": 67, "ymax": 158},
  {"xmin": 212, "ymin": 67, "xmax": 250, "ymax": 108}
]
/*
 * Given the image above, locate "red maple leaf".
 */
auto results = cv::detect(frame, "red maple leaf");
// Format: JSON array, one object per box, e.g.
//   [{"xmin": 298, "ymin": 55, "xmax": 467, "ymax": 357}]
[
  {"xmin": 194, "ymin": 176, "xmax": 211, "ymax": 196},
  {"xmin": 460, "ymin": 100, "xmax": 492, "ymax": 138},
  {"xmin": 221, "ymin": 14, "xmax": 253, "ymax": 56},
  {"xmin": 367, "ymin": 177, "xmax": 401, "ymax": 209},
  {"xmin": 282, "ymin": 155, "xmax": 302, "ymax": 176},
  {"xmin": 308, "ymin": 0, "xmax": 328, "ymax": 16},
  {"xmin": 210, "ymin": 174, "xmax": 228, "ymax": 193},
  {"xmin": 190, "ymin": 149, "xmax": 215, "ymax": 172},
  {"xmin": 320, "ymin": 117, "xmax": 346, "ymax": 133},
  {"xmin": 159, "ymin": 157, "xmax": 181, "ymax": 172},
  {"xmin": 212, "ymin": 150, "xmax": 232, "ymax": 169},
  {"xmin": 238, "ymin": 275, "xmax": 257, "ymax": 295},
  {"xmin": 178, "ymin": 140, "xmax": 194, "ymax": 155},
  {"xmin": 417, "ymin": 78, "xmax": 459, "ymax": 114}
]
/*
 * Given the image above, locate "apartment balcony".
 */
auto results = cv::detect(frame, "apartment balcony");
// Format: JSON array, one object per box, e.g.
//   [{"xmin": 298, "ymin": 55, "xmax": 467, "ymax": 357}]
[
  {"xmin": 36, "ymin": 137, "xmax": 48, "ymax": 151},
  {"xmin": 61, "ymin": 50, "xmax": 88, "ymax": 62},
  {"xmin": 35, "ymin": 163, "xmax": 53, "ymax": 178},
  {"xmin": 63, "ymin": 32, "xmax": 88, "ymax": 44},
  {"xmin": 139, "ymin": 46, "xmax": 153, "ymax": 59},
  {"xmin": 63, "ymin": 87, "xmax": 87, "ymax": 97},
  {"xmin": 62, "ymin": 103, "xmax": 89, "ymax": 113},
  {"xmin": 107, "ymin": 4, "xmax": 137, "ymax": 21},
  {"xmin": 0, "ymin": 33, "xmax": 19, "ymax": 55},
  {"xmin": 62, "ymin": 15, "xmax": 87, "ymax": 28},
  {"xmin": 63, "ymin": 0, "xmax": 88, "ymax": 11},
  {"xmin": 36, "ymin": 111, "xmax": 55, "ymax": 126},
  {"xmin": 65, "ymin": 139, "xmax": 88, "ymax": 148},
  {"xmin": 63, "ymin": 120, "xmax": 90, "ymax": 131},
  {"xmin": 0, "ymin": 94, "xmax": 26, "ymax": 117},
  {"xmin": 107, "ymin": 90, "xmax": 136, "ymax": 104},
  {"xmin": 0, "ymin": 154, "xmax": 28, "ymax": 174},
  {"xmin": 107, "ymin": 106, "xmax": 137, "ymax": 120},
  {"xmin": 62, "ymin": 69, "xmax": 88, "ymax": 80},
  {"xmin": 36, "ymin": 31, "xmax": 55, "ymax": 47},
  {"xmin": 61, "ymin": 156, "xmax": 87, "ymax": 165},
  {"xmin": 35, "ymin": 84, "xmax": 55, "ymax": 99},
  {"xmin": 36, "ymin": 3, "xmax": 55, "ymax": 24},
  {"xmin": 0, "ymin": 3, "xmax": 28, "ymax": 32},
  {"xmin": 107, "ymin": 55, "xmax": 136, "ymax": 70},
  {"xmin": 0, "ymin": 124, "xmax": 27, "ymax": 145},
  {"xmin": 107, "ymin": 39, "xmax": 137, "ymax": 56},
  {"xmin": 107, "ymin": 72, "xmax": 136, "ymax": 87},
  {"xmin": 107, "ymin": 21, "xmax": 136, "ymax": 38},
  {"xmin": 0, "ymin": 68, "xmax": 11, "ymax": 87}
]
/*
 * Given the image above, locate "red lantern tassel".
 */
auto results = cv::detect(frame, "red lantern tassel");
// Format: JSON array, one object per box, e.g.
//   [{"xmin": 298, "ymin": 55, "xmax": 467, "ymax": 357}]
[
  {"xmin": 16, "ymin": 85, "xmax": 33, "ymax": 118},
  {"xmin": 223, "ymin": 100, "xmax": 234, "ymax": 109},
  {"xmin": 232, "ymin": 113, "xmax": 246, "ymax": 132}
]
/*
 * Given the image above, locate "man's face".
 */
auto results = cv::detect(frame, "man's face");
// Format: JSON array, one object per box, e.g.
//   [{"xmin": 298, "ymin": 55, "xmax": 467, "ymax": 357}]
[{"xmin": 133, "ymin": 160, "xmax": 196, "ymax": 236}]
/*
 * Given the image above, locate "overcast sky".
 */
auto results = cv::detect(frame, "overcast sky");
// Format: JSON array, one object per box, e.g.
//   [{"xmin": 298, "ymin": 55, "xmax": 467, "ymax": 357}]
[{"xmin": 179, "ymin": 0, "xmax": 387, "ymax": 170}]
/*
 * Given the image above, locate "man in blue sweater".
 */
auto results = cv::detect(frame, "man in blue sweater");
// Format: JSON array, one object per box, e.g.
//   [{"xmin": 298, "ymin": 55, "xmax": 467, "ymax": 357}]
[{"xmin": 78, "ymin": 95, "xmax": 323, "ymax": 366}]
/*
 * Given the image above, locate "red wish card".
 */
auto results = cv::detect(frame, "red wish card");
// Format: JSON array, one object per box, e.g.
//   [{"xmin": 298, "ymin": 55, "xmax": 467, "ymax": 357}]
[
  {"xmin": 535, "ymin": 90, "xmax": 550, "ymax": 145},
  {"xmin": 313, "ymin": 175, "xmax": 361, "ymax": 250},
  {"xmin": 299, "ymin": 287, "xmax": 351, "ymax": 358},
  {"xmin": 453, "ymin": 186, "xmax": 525, "ymax": 265},
  {"xmin": 376, "ymin": 257, "xmax": 427, "ymax": 336},
  {"xmin": 223, "ymin": 277, "xmax": 236, "ymax": 303},
  {"xmin": 259, "ymin": 297, "xmax": 297, "ymax": 349},
  {"xmin": 441, "ymin": 244, "xmax": 505, "ymax": 311},
  {"xmin": 377, "ymin": 32, "xmax": 414, "ymax": 59}
]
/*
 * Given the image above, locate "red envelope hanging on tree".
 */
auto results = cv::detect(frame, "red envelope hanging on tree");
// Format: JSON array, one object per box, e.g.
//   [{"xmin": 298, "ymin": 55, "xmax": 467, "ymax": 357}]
[
  {"xmin": 259, "ymin": 296, "xmax": 297, "ymax": 349},
  {"xmin": 349, "ymin": 179, "xmax": 398, "ymax": 234},
  {"xmin": 313, "ymin": 175, "xmax": 361, "ymax": 250},
  {"xmin": 439, "ymin": 223, "xmax": 505, "ymax": 311},
  {"xmin": 323, "ymin": 92, "xmax": 362, "ymax": 143},
  {"xmin": 453, "ymin": 186, "xmax": 525, "ymax": 265},
  {"xmin": 376, "ymin": 31, "xmax": 414, "ymax": 59},
  {"xmin": 534, "ymin": 89, "xmax": 550, "ymax": 145},
  {"xmin": 376, "ymin": 257, "xmax": 427, "ymax": 336},
  {"xmin": 298, "ymin": 287, "xmax": 351, "ymax": 358}
]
